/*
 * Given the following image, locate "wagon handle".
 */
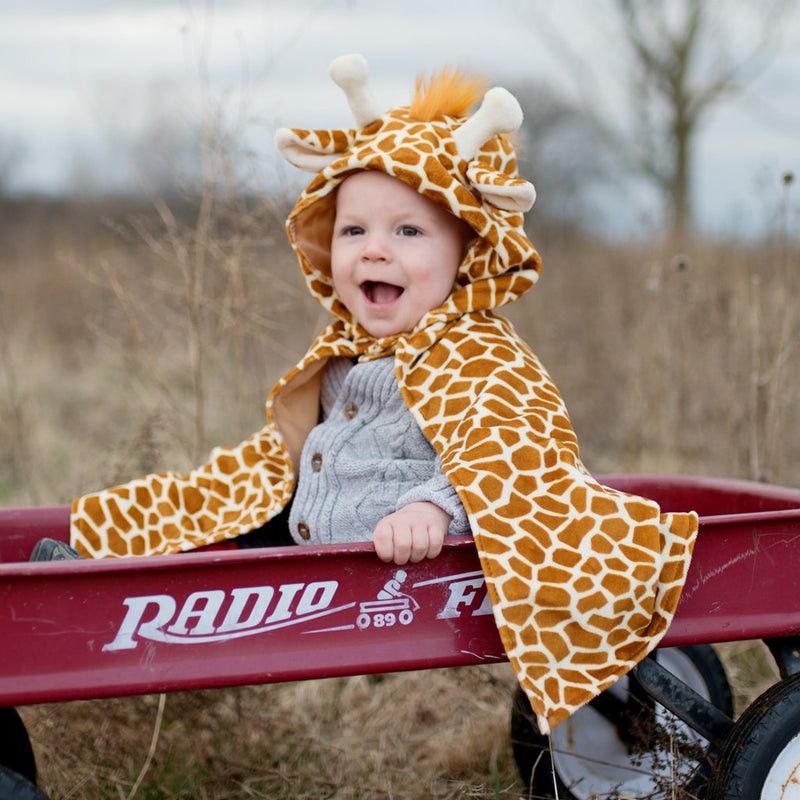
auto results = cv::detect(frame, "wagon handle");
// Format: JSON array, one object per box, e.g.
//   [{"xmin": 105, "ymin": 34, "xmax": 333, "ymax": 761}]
[{"xmin": 631, "ymin": 655, "xmax": 734, "ymax": 748}]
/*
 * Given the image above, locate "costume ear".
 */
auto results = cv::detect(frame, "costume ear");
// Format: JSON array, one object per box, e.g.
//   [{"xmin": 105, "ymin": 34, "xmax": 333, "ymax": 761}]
[
  {"xmin": 275, "ymin": 54, "xmax": 382, "ymax": 173},
  {"xmin": 451, "ymin": 87, "xmax": 536, "ymax": 211},
  {"xmin": 467, "ymin": 163, "xmax": 536, "ymax": 212},
  {"xmin": 274, "ymin": 128, "xmax": 356, "ymax": 173}
]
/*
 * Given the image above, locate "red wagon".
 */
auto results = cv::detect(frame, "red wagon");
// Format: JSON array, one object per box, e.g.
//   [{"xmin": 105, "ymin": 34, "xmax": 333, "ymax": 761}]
[{"xmin": 2, "ymin": 474, "xmax": 800, "ymax": 799}]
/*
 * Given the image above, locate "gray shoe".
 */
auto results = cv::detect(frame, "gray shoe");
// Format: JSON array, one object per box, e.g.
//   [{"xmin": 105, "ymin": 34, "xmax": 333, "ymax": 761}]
[{"xmin": 29, "ymin": 538, "xmax": 82, "ymax": 562}]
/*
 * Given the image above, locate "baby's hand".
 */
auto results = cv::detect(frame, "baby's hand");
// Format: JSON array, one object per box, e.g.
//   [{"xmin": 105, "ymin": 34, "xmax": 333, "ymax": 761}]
[{"xmin": 372, "ymin": 502, "xmax": 451, "ymax": 565}]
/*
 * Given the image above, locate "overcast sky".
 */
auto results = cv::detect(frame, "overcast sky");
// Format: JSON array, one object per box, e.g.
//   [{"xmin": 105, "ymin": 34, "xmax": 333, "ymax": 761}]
[{"xmin": 2, "ymin": 0, "xmax": 798, "ymax": 237}]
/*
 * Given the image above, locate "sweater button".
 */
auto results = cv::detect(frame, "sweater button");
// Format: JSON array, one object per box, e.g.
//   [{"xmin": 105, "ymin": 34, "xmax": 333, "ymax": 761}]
[
  {"xmin": 343, "ymin": 403, "xmax": 358, "ymax": 420},
  {"xmin": 297, "ymin": 522, "xmax": 310, "ymax": 540},
  {"xmin": 311, "ymin": 452, "xmax": 323, "ymax": 471}
]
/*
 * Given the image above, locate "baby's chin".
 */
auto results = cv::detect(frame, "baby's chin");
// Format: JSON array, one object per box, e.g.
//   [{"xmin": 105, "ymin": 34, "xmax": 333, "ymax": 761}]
[
  {"xmin": 353, "ymin": 302, "xmax": 448, "ymax": 339},
  {"xmin": 358, "ymin": 318, "xmax": 415, "ymax": 339},
  {"xmin": 354, "ymin": 307, "xmax": 424, "ymax": 339}
]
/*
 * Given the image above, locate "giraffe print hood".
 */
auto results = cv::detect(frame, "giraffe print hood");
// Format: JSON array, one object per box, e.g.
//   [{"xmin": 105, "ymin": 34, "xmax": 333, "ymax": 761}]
[
  {"xmin": 278, "ymin": 55, "xmax": 542, "ymax": 351},
  {"xmin": 70, "ymin": 56, "xmax": 699, "ymax": 734}
]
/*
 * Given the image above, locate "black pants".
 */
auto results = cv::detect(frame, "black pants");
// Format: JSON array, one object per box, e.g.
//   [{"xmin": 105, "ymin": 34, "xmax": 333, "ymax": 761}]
[{"xmin": 234, "ymin": 498, "xmax": 296, "ymax": 549}]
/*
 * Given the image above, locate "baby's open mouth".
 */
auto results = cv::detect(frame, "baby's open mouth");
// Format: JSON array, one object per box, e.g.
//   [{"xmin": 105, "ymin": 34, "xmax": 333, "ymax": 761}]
[{"xmin": 361, "ymin": 280, "xmax": 404, "ymax": 305}]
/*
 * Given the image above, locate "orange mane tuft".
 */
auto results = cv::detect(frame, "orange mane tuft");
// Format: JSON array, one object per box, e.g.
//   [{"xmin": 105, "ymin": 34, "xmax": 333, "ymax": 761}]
[{"xmin": 409, "ymin": 67, "xmax": 487, "ymax": 121}]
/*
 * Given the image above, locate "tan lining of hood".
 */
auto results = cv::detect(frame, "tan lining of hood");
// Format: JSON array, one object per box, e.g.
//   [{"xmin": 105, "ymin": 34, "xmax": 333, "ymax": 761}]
[
  {"xmin": 272, "ymin": 358, "xmax": 328, "ymax": 468},
  {"xmin": 293, "ymin": 191, "xmax": 337, "ymax": 280}
]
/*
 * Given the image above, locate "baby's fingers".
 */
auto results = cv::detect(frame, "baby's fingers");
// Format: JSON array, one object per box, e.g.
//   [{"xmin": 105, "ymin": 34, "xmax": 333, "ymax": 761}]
[
  {"xmin": 409, "ymin": 525, "xmax": 430, "ymax": 563},
  {"xmin": 426, "ymin": 524, "xmax": 446, "ymax": 560},
  {"xmin": 373, "ymin": 521, "xmax": 395, "ymax": 563},
  {"xmin": 392, "ymin": 525, "xmax": 413, "ymax": 565}
]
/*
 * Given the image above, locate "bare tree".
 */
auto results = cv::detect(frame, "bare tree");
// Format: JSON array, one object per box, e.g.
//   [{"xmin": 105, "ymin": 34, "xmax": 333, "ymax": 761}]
[
  {"xmin": 611, "ymin": 0, "xmax": 788, "ymax": 241},
  {"xmin": 525, "ymin": 0, "xmax": 792, "ymax": 241}
]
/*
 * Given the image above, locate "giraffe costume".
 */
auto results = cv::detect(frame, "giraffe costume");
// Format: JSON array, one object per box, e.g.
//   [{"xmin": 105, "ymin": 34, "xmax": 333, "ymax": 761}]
[{"xmin": 71, "ymin": 55, "xmax": 699, "ymax": 733}]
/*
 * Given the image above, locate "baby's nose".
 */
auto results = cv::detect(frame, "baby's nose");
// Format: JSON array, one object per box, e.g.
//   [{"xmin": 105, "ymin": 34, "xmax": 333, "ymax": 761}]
[{"xmin": 361, "ymin": 233, "xmax": 391, "ymax": 261}]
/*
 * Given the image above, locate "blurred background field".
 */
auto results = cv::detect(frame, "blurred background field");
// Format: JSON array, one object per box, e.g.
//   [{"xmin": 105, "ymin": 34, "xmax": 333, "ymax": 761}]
[
  {"xmin": 1, "ymin": 0, "xmax": 799, "ymax": 797},
  {"xmin": 2, "ymin": 192, "xmax": 797, "ymax": 508}
]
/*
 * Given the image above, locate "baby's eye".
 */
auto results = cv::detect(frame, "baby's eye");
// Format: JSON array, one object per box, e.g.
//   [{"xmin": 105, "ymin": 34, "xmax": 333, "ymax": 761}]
[
  {"xmin": 399, "ymin": 225, "xmax": 421, "ymax": 237},
  {"xmin": 341, "ymin": 225, "xmax": 365, "ymax": 236}
]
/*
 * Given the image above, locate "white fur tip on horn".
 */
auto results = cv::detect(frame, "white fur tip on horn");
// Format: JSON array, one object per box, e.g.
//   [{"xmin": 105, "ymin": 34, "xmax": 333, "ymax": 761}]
[
  {"xmin": 484, "ymin": 88, "xmax": 523, "ymax": 131},
  {"xmin": 453, "ymin": 87, "xmax": 524, "ymax": 162},
  {"xmin": 329, "ymin": 54, "xmax": 381, "ymax": 128},
  {"xmin": 329, "ymin": 54, "xmax": 369, "ymax": 87}
]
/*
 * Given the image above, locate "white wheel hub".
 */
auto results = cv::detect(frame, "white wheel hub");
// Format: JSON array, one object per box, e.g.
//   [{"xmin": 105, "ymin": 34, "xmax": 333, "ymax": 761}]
[
  {"xmin": 762, "ymin": 732, "xmax": 800, "ymax": 799},
  {"xmin": 550, "ymin": 648, "xmax": 712, "ymax": 799}
]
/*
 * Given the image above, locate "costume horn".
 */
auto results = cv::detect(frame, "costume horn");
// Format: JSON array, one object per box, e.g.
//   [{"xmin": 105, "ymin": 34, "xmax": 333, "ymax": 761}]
[
  {"xmin": 329, "ymin": 54, "xmax": 382, "ymax": 128},
  {"xmin": 452, "ymin": 87, "xmax": 523, "ymax": 162}
]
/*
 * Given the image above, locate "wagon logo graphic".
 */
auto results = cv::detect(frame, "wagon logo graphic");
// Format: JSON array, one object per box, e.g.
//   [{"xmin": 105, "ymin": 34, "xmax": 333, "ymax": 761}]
[
  {"xmin": 103, "ymin": 569, "xmax": 492, "ymax": 651},
  {"xmin": 356, "ymin": 570, "xmax": 420, "ymax": 630}
]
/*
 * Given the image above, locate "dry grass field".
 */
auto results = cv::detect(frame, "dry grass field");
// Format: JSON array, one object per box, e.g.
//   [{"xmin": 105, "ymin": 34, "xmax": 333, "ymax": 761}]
[{"xmin": 1, "ymin": 186, "xmax": 797, "ymax": 798}]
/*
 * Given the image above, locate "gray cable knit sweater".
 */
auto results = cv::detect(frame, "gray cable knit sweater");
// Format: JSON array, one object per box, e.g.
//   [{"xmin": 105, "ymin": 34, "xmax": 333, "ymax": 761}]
[{"xmin": 288, "ymin": 356, "xmax": 470, "ymax": 545}]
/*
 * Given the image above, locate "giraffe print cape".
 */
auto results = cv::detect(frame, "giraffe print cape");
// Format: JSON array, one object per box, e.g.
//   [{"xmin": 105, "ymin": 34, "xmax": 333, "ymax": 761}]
[{"xmin": 71, "ymin": 58, "xmax": 698, "ymax": 732}]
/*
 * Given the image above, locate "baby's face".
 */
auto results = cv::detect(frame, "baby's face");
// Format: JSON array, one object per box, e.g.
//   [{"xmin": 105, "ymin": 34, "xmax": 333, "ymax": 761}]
[{"xmin": 331, "ymin": 170, "xmax": 472, "ymax": 338}]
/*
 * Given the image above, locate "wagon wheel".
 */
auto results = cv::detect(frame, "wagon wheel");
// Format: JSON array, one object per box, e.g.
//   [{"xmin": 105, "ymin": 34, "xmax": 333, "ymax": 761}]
[
  {"xmin": 511, "ymin": 645, "xmax": 733, "ymax": 799},
  {"xmin": 708, "ymin": 671, "xmax": 800, "ymax": 799}
]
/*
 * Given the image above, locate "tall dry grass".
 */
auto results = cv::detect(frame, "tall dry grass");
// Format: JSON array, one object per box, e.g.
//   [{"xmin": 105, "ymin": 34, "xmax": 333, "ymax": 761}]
[
  {"xmin": 0, "ymin": 172, "xmax": 797, "ymax": 798},
  {"xmin": 2, "ymin": 190, "xmax": 798, "ymax": 507}
]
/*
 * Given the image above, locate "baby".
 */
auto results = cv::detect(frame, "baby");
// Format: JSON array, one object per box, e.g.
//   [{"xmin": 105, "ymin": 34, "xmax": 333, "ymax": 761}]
[
  {"xmin": 56, "ymin": 55, "xmax": 698, "ymax": 735},
  {"xmin": 289, "ymin": 169, "xmax": 476, "ymax": 564}
]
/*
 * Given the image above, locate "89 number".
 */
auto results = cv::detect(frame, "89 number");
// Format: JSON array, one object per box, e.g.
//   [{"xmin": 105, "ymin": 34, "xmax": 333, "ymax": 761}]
[{"xmin": 356, "ymin": 609, "xmax": 414, "ymax": 630}]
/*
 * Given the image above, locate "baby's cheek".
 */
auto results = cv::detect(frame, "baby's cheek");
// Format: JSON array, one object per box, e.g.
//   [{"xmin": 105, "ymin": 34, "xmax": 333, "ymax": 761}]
[
  {"xmin": 411, "ymin": 279, "xmax": 452, "ymax": 318},
  {"xmin": 331, "ymin": 273, "xmax": 357, "ymax": 313},
  {"xmin": 330, "ymin": 253, "xmax": 354, "ymax": 293}
]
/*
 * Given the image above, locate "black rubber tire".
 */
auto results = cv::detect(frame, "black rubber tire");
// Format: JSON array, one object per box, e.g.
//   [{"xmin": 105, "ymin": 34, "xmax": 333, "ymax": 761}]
[
  {"xmin": 511, "ymin": 645, "xmax": 733, "ymax": 799},
  {"xmin": 0, "ymin": 710, "xmax": 36, "ymax": 787},
  {"xmin": 708, "ymin": 671, "xmax": 800, "ymax": 799},
  {"xmin": 0, "ymin": 767, "xmax": 48, "ymax": 800}
]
